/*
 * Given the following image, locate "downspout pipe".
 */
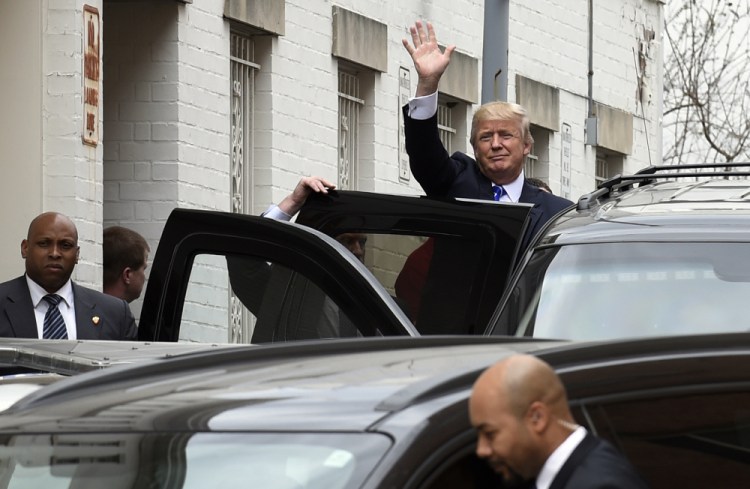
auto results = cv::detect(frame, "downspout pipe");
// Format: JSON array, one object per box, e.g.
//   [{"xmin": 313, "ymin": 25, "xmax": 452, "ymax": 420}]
[{"xmin": 587, "ymin": 0, "xmax": 594, "ymax": 117}]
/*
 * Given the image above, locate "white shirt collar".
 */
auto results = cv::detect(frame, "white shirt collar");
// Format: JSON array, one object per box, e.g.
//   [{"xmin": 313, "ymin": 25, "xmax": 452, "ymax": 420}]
[
  {"xmin": 535, "ymin": 426, "xmax": 587, "ymax": 489},
  {"xmin": 493, "ymin": 171, "xmax": 525, "ymax": 203},
  {"xmin": 26, "ymin": 275, "xmax": 74, "ymax": 309}
]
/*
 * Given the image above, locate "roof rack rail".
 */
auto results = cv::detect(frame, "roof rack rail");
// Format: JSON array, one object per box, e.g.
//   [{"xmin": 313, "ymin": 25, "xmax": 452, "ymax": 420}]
[{"xmin": 577, "ymin": 162, "xmax": 750, "ymax": 210}]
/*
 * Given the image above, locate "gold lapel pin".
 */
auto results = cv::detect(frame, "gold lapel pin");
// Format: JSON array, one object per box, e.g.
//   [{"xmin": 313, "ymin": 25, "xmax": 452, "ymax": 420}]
[{"xmin": 92, "ymin": 316, "xmax": 100, "ymax": 325}]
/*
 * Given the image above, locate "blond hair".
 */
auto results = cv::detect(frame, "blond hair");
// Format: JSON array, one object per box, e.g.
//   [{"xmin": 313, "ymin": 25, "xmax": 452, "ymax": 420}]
[{"xmin": 470, "ymin": 101, "xmax": 534, "ymax": 148}]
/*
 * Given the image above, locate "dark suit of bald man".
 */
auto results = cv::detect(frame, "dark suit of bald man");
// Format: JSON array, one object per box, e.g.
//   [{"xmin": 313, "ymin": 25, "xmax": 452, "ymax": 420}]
[{"xmin": 0, "ymin": 276, "xmax": 137, "ymax": 340}]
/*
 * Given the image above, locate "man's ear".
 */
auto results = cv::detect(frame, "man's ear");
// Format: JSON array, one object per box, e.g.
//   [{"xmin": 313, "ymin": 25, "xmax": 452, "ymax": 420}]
[
  {"xmin": 75, "ymin": 246, "xmax": 80, "ymax": 264},
  {"xmin": 21, "ymin": 240, "xmax": 27, "ymax": 259},
  {"xmin": 122, "ymin": 267, "xmax": 132, "ymax": 285},
  {"xmin": 527, "ymin": 401, "xmax": 549, "ymax": 433}
]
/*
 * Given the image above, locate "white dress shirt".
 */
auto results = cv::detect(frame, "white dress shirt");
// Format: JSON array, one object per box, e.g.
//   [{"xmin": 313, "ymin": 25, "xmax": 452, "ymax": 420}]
[
  {"xmin": 535, "ymin": 426, "xmax": 587, "ymax": 489},
  {"xmin": 27, "ymin": 276, "xmax": 77, "ymax": 339}
]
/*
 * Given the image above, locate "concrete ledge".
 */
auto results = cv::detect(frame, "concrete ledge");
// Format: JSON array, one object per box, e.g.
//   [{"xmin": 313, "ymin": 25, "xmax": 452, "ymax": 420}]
[
  {"xmin": 332, "ymin": 6, "xmax": 387, "ymax": 73},
  {"xmin": 440, "ymin": 48, "xmax": 478, "ymax": 104},
  {"xmin": 515, "ymin": 75, "xmax": 559, "ymax": 132},
  {"xmin": 594, "ymin": 102, "xmax": 633, "ymax": 155},
  {"xmin": 224, "ymin": 0, "xmax": 284, "ymax": 36}
]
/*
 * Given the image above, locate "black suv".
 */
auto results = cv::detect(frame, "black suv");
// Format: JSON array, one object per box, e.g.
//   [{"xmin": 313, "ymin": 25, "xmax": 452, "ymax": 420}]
[{"xmin": 489, "ymin": 163, "xmax": 750, "ymax": 340}]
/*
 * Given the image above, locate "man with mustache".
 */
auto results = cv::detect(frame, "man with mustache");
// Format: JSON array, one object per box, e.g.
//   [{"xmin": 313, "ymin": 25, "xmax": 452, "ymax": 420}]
[
  {"xmin": 0, "ymin": 212, "xmax": 136, "ymax": 340},
  {"xmin": 469, "ymin": 355, "xmax": 649, "ymax": 488}
]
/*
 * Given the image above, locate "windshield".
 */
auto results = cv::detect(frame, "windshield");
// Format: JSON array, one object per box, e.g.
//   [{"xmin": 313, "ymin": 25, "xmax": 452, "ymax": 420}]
[
  {"xmin": 493, "ymin": 242, "xmax": 750, "ymax": 340},
  {"xmin": 0, "ymin": 432, "xmax": 390, "ymax": 489}
]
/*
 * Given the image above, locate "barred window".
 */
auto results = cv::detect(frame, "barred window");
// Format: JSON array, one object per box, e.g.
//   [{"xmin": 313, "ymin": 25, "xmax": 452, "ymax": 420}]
[
  {"xmin": 595, "ymin": 155, "xmax": 609, "ymax": 187},
  {"xmin": 227, "ymin": 31, "xmax": 260, "ymax": 344},
  {"xmin": 338, "ymin": 71, "xmax": 363, "ymax": 190},
  {"xmin": 437, "ymin": 102, "xmax": 456, "ymax": 154},
  {"xmin": 230, "ymin": 32, "xmax": 259, "ymax": 215},
  {"xmin": 525, "ymin": 143, "xmax": 538, "ymax": 178},
  {"xmin": 595, "ymin": 152, "xmax": 623, "ymax": 189}
]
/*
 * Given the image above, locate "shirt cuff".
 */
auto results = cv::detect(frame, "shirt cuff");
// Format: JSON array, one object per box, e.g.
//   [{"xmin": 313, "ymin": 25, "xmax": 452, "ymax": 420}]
[
  {"xmin": 407, "ymin": 92, "xmax": 438, "ymax": 120},
  {"xmin": 262, "ymin": 204, "xmax": 292, "ymax": 222}
]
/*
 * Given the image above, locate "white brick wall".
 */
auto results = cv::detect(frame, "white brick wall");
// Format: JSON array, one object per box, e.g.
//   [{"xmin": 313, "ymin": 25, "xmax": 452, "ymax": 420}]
[
  {"xmin": 44, "ymin": 0, "xmax": 104, "ymax": 289},
  {"xmin": 510, "ymin": 0, "xmax": 662, "ymax": 198}
]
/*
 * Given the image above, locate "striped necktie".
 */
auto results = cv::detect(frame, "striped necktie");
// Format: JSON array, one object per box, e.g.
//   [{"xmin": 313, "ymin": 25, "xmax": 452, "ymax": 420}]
[
  {"xmin": 42, "ymin": 294, "xmax": 68, "ymax": 339},
  {"xmin": 492, "ymin": 184, "xmax": 505, "ymax": 201}
]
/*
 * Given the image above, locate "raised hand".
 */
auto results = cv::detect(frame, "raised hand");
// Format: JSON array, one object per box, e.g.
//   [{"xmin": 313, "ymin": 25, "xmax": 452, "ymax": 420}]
[{"xmin": 402, "ymin": 21, "xmax": 455, "ymax": 96}]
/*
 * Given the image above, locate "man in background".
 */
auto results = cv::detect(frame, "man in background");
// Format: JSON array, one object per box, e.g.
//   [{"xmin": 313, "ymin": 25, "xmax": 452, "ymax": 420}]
[{"xmin": 103, "ymin": 226, "xmax": 150, "ymax": 303}]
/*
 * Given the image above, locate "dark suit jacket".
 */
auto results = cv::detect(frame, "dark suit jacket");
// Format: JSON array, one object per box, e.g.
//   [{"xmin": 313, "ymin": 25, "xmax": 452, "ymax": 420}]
[
  {"xmin": 403, "ymin": 107, "xmax": 574, "ymax": 247},
  {"xmin": 0, "ymin": 276, "xmax": 137, "ymax": 340},
  {"xmin": 550, "ymin": 433, "xmax": 649, "ymax": 489}
]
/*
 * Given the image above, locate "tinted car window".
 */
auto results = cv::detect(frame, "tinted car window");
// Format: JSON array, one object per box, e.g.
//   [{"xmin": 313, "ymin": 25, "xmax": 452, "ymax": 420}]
[
  {"xmin": 178, "ymin": 228, "xmax": 504, "ymax": 342},
  {"xmin": 494, "ymin": 242, "xmax": 750, "ymax": 340},
  {"xmin": 581, "ymin": 391, "xmax": 750, "ymax": 488},
  {"xmin": 180, "ymin": 253, "xmax": 367, "ymax": 343},
  {"xmin": 0, "ymin": 432, "xmax": 391, "ymax": 489}
]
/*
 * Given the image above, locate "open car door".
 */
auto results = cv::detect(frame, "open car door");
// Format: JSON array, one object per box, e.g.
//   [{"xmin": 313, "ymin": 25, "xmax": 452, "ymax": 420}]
[
  {"xmin": 296, "ymin": 190, "xmax": 532, "ymax": 336},
  {"xmin": 139, "ymin": 191, "xmax": 532, "ymax": 344},
  {"xmin": 138, "ymin": 209, "xmax": 417, "ymax": 343}
]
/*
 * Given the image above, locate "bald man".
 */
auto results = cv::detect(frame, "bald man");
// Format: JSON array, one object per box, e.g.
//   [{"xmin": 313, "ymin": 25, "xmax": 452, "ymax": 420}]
[
  {"xmin": 469, "ymin": 355, "xmax": 648, "ymax": 489},
  {"xmin": 0, "ymin": 212, "xmax": 136, "ymax": 340}
]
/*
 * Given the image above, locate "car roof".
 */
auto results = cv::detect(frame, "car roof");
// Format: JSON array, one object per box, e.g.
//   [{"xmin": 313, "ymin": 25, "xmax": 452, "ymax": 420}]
[
  {"xmin": 0, "ymin": 338, "xmax": 244, "ymax": 375},
  {"xmin": 0, "ymin": 337, "xmax": 563, "ymax": 432},
  {"xmin": 3, "ymin": 334, "xmax": 749, "ymax": 434},
  {"xmin": 544, "ymin": 177, "xmax": 750, "ymax": 245}
]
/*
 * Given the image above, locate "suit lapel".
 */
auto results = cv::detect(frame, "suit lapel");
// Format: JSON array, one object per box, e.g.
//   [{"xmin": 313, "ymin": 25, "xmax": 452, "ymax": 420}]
[
  {"xmin": 4, "ymin": 277, "xmax": 39, "ymax": 338},
  {"xmin": 548, "ymin": 433, "xmax": 599, "ymax": 489},
  {"xmin": 72, "ymin": 283, "xmax": 100, "ymax": 340}
]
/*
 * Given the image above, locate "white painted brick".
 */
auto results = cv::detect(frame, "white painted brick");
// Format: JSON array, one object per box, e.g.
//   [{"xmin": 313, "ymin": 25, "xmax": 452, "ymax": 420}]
[
  {"xmin": 103, "ymin": 143, "xmax": 119, "ymax": 161},
  {"xmin": 119, "ymin": 102, "xmax": 177, "ymax": 122},
  {"xmin": 152, "ymin": 83, "xmax": 178, "ymax": 102},
  {"xmin": 142, "ymin": 202, "xmax": 177, "ymax": 220},
  {"xmin": 119, "ymin": 141, "xmax": 177, "ymax": 161},
  {"xmin": 103, "ymin": 182, "xmax": 120, "ymax": 202},
  {"xmin": 152, "ymin": 122, "xmax": 178, "ymax": 140},
  {"xmin": 153, "ymin": 162, "xmax": 178, "ymax": 180},
  {"xmin": 152, "ymin": 42, "xmax": 179, "ymax": 62},
  {"xmin": 120, "ymin": 181, "xmax": 178, "ymax": 201},
  {"xmin": 103, "ymin": 202, "xmax": 136, "ymax": 221},
  {"xmin": 134, "ymin": 162, "xmax": 153, "ymax": 180},
  {"xmin": 135, "ymin": 82, "xmax": 152, "ymax": 102},
  {"xmin": 104, "ymin": 161, "xmax": 134, "ymax": 180},
  {"xmin": 105, "ymin": 122, "xmax": 134, "ymax": 141},
  {"xmin": 134, "ymin": 122, "xmax": 151, "ymax": 141}
]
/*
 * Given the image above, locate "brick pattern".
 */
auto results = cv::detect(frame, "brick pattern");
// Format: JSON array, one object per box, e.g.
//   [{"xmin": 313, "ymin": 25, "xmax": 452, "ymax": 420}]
[
  {"xmin": 510, "ymin": 0, "xmax": 662, "ymax": 196},
  {"xmin": 43, "ymin": 0, "xmax": 104, "ymax": 288}
]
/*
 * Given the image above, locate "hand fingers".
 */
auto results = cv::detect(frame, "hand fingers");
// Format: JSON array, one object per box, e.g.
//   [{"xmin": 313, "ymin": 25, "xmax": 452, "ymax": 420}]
[
  {"xmin": 426, "ymin": 21, "xmax": 436, "ymax": 43},
  {"xmin": 303, "ymin": 176, "xmax": 335, "ymax": 193},
  {"xmin": 409, "ymin": 25, "xmax": 420, "ymax": 48},
  {"xmin": 402, "ymin": 37, "xmax": 414, "ymax": 55}
]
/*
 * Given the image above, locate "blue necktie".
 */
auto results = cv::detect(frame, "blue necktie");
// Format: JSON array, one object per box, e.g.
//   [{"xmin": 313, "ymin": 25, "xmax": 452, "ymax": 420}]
[
  {"xmin": 492, "ymin": 185, "xmax": 505, "ymax": 201},
  {"xmin": 42, "ymin": 294, "xmax": 68, "ymax": 339}
]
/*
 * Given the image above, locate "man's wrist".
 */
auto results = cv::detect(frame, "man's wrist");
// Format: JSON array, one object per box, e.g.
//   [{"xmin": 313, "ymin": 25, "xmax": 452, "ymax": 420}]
[
  {"xmin": 407, "ymin": 91, "xmax": 438, "ymax": 120},
  {"xmin": 263, "ymin": 205, "xmax": 292, "ymax": 222}
]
